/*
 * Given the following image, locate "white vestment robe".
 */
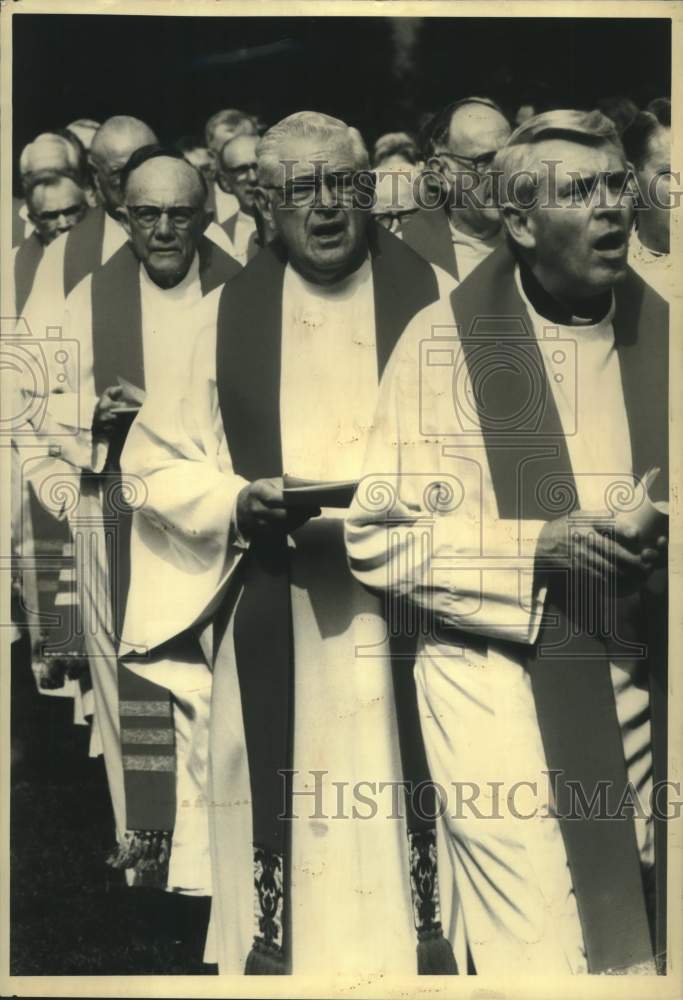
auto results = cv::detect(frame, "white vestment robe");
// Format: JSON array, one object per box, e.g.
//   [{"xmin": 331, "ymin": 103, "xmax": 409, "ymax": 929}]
[
  {"xmin": 448, "ymin": 222, "xmax": 501, "ymax": 282},
  {"xmin": 628, "ymin": 227, "xmax": 674, "ymax": 302},
  {"xmin": 120, "ymin": 258, "xmax": 461, "ymax": 974},
  {"xmin": 345, "ymin": 265, "xmax": 654, "ymax": 976},
  {"xmin": 212, "ymin": 184, "xmax": 239, "ymax": 223},
  {"xmin": 20, "ymin": 210, "xmax": 233, "ymax": 337},
  {"xmin": 222, "ymin": 210, "xmax": 257, "ymax": 266},
  {"xmin": 33, "ymin": 255, "xmax": 222, "ymax": 894}
]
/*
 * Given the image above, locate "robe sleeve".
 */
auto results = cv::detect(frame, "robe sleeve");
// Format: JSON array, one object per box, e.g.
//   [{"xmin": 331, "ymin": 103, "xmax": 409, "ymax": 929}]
[
  {"xmin": 346, "ymin": 299, "xmax": 547, "ymax": 646},
  {"xmin": 119, "ymin": 314, "xmax": 249, "ymax": 652}
]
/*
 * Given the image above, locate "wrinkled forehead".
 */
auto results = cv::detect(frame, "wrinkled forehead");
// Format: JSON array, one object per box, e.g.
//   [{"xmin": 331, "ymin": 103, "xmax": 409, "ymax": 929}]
[
  {"xmin": 32, "ymin": 178, "xmax": 84, "ymax": 211},
  {"xmin": 125, "ymin": 158, "xmax": 204, "ymax": 206},
  {"xmin": 266, "ymin": 133, "xmax": 358, "ymax": 180},
  {"xmin": 532, "ymin": 137, "xmax": 626, "ymax": 188}
]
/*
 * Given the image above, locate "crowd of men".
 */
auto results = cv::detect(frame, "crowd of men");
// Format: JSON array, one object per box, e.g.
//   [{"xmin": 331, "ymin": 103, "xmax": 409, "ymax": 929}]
[{"xmin": 8, "ymin": 92, "xmax": 672, "ymax": 977}]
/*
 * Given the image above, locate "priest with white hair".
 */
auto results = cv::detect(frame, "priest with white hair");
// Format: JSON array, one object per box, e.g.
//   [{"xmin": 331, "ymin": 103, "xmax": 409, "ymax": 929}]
[
  {"xmin": 120, "ymin": 111, "xmax": 461, "ymax": 975},
  {"xmin": 20, "ymin": 115, "xmax": 234, "ymax": 334},
  {"xmin": 28, "ymin": 147, "xmax": 241, "ymax": 905}
]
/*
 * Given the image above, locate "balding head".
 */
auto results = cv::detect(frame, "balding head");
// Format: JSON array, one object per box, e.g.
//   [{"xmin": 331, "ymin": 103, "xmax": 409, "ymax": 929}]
[
  {"xmin": 89, "ymin": 115, "xmax": 158, "ymax": 212},
  {"xmin": 426, "ymin": 97, "xmax": 511, "ymax": 238},
  {"xmin": 446, "ymin": 102, "xmax": 511, "ymax": 159},
  {"xmin": 66, "ymin": 118, "xmax": 101, "ymax": 150},
  {"xmin": 121, "ymin": 151, "xmax": 209, "ymax": 289},
  {"xmin": 124, "ymin": 153, "xmax": 206, "ymax": 210}
]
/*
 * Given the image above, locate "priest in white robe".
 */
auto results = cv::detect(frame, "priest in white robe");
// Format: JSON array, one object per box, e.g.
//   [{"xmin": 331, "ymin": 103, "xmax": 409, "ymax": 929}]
[
  {"xmin": 402, "ymin": 97, "xmax": 511, "ymax": 281},
  {"xmin": 346, "ymin": 110, "xmax": 669, "ymax": 977},
  {"xmin": 20, "ymin": 115, "xmax": 233, "ymax": 336},
  {"xmin": 28, "ymin": 148, "xmax": 241, "ymax": 899},
  {"xmin": 622, "ymin": 101, "xmax": 674, "ymax": 301},
  {"xmin": 20, "ymin": 117, "xmax": 158, "ymax": 335},
  {"xmin": 120, "ymin": 111, "xmax": 461, "ymax": 976},
  {"xmin": 214, "ymin": 134, "xmax": 259, "ymax": 264}
]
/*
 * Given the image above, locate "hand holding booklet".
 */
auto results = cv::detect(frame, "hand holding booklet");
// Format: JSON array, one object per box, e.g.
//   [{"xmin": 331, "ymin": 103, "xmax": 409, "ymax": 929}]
[
  {"xmin": 114, "ymin": 375, "xmax": 146, "ymax": 405},
  {"xmin": 111, "ymin": 376, "xmax": 147, "ymax": 416},
  {"xmin": 282, "ymin": 476, "xmax": 358, "ymax": 509}
]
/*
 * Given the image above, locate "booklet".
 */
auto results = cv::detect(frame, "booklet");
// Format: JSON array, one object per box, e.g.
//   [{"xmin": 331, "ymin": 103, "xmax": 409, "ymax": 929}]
[{"xmin": 282, "ymin": 476, "xmax": 358, "ymax": 509}]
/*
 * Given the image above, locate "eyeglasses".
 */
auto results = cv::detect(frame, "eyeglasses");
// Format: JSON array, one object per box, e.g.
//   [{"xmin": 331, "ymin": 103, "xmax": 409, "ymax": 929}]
[
  {"xmin": 374, "ymin": 208, "xmax": 418, "ymax": 232},
  {"xmin": 263, "ymin": 170, "xmax": 366, "ymax": 207},
  {"xmin": 127, "ymin": 205, "xmax": 199, "ymax": 230},
  {"xmin": 435, "ymin": 149, "xmax": 498, "ymax": 175}
]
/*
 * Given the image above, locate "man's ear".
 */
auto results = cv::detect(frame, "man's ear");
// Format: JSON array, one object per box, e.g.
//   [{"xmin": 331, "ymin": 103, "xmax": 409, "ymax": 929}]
[
  {"xmin": 198, "ymin": 208, "xmax": 211, "ymax": 233},
  {"xmin": 118, "ymin": 206, "xmax": 133, "ymax": 238},
  {"xmin": 215, "ymin": 168, "xmax": 233, "ymax": 195},
  {"xmin": 207, "ymin": 149, "xmax": 218, "ymax": 182},
  {"xmin": 502, "ymin": 205, "xmax": 536, "ymax": 250},
  {"xmin": 87, "ymin": 154, "xmax": 102, "ymax": 196},
  {"xmin": 254, "ymin": 187, "xmax": 274, "ymax": 228}
]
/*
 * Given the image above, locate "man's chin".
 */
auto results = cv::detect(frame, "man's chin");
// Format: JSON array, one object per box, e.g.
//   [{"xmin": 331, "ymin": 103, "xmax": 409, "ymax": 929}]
[
  {"xmin": 144, "ymin": 257, "xmax": 190, "ymax": 289},
  {"xmin": 591, "ymin": 257, "xmax": 629, "ymax": 289}
]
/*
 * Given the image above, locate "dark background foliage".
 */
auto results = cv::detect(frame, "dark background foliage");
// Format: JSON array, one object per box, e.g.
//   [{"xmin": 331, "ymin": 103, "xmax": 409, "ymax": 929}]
[{"xmin": 14, "ymin": 14, "xmax": 671, "ymax": 176}]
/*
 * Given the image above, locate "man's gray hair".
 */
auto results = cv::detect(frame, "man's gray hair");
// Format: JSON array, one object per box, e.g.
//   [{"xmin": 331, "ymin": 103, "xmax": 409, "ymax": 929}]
[
  {"xmin": 256, "ymin": 111, "xmax": 369, "ymax": 186},
  {"xmin": 25, "ymin": 172, "xmax": 80, "ymax": 211},
  {"xmin": 494, "ymin": 108, "xmax": 624, "ymax": 209},
  {"xmin": 204, "ymin": 108, "xmax": 255, "ymax": 148}
]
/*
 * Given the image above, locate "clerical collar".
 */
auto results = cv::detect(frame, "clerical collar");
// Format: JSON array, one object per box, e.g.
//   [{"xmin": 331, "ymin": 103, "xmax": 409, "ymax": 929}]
[
  {"xmin": 518, "ymin": 259, "xmax": 612, "ymax": 326},
  {"xmin": 630, "ymin": 226, "xmax": 667, "ymax": 261}
]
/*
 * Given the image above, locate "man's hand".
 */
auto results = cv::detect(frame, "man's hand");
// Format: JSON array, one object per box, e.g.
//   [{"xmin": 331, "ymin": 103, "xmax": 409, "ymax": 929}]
[
  {"xmin": 536, "ymin": 512, "xmax": 665, "ymax": 596},
  {"xmin": 235, "ymin": 478, "xmax": 321, "ymax": 542},
  {"xmin": 92, "ymin": 384, "xmax": 140, "ymax": 436}
]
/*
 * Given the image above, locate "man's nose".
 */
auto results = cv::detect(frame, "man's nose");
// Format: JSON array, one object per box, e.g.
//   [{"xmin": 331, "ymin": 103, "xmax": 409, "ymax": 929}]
[
  {"xmin": 316, "ymin": 180, "xmax": 339, "ymax": 210},
  {"xmin": 595, "ymin": 178, "xmax": 628, "ymax": 216},
  {"xmin": 56, "ymin": 213, "xmax": 71, "ymax": 232},
  {"xmin": 155, "ymin": 211, "xmax": 174, "ymax": 238}
]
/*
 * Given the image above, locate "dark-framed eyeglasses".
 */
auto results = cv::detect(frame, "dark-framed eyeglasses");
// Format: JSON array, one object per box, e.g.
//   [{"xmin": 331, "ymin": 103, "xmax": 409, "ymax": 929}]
[
  {"xmin": 435, "ymin": 149, "xmax": 498, "ymax": 175},
  {"xmin": 262, "ymin": 170, "xmax": 368, "ymax": 208},
  {"xmin": 127, "ymin": 205, "xmax": 199, "ymax": 230},
  {"xmin": 373, "ymin": 208, "xmax": 418, "ymax": 232}
]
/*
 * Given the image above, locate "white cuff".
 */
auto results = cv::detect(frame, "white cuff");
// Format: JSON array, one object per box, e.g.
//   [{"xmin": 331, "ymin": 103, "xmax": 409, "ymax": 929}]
[
  {"xmin": 229, "ymin": 494, "xmax": 250, "ymax": 551},
  {"xmin": 430, "ymin": 516, "xmax": 548, "ymax": 645}
]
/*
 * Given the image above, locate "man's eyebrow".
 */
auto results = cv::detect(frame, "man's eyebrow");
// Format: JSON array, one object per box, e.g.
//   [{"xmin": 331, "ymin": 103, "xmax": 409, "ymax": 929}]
[
  {"xmin": 556, "ymin": 172, "xmax": 602, "ymax": 192},
  {"xmin": 38, "ymin": 203, "xmax": 82, "ymax": 217}
]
